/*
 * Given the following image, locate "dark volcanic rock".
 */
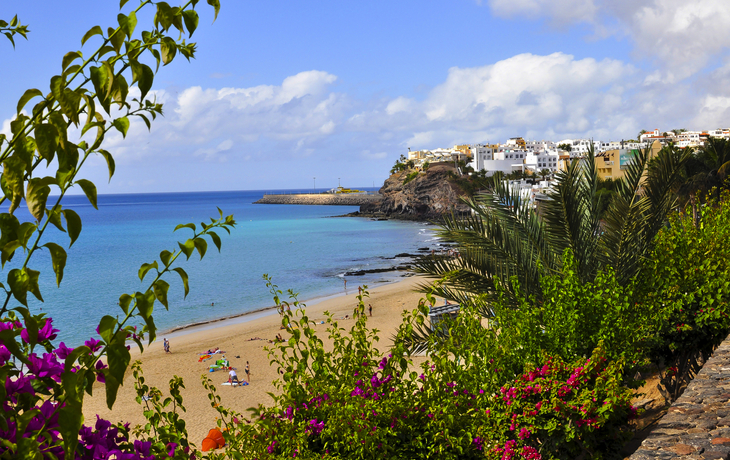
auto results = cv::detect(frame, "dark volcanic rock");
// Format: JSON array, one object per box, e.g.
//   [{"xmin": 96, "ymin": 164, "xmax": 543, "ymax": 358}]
[{"xmin": 360, "ymin": 164, "xmax": 471, "ymax": 220}]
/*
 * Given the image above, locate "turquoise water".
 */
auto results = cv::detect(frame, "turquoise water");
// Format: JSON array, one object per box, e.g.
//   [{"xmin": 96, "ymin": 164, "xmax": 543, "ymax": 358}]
[{"xmin": 14, "ymin": 190, "xmax": 436, "ymax": 346}]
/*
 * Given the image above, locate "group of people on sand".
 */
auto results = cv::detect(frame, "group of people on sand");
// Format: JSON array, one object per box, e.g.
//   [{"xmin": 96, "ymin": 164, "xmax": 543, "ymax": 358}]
[{"xmin": 228, "ymin": 361, "xmax": 251, "ymax": 386}]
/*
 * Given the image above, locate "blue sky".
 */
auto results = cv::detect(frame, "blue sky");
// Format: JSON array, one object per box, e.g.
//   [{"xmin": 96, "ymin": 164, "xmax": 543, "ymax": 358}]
[{"xmin": 2, "ymin": 0, "xmax": 730, "ymax": 193}]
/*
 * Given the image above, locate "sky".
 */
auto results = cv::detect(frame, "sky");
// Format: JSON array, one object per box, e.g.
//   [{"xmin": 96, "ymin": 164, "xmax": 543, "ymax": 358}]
[{"xmin": 1, "ymin": 0, "xmax": 730, "ymax": 193}]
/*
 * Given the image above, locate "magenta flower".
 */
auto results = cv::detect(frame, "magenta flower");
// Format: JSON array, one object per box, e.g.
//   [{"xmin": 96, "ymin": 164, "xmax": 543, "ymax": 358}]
[
  {"xmin": 166, "ymin": 442, "xmax": 178, "ymax": 457},
  {"xmin": 85, "ymin": 337, "xmax": 102, "ymax": 352},
  {"xmin": 472, "ymin": 436, "xmax": 484, "ymax": 451},
  {"xmin": 0, "ymin": 344, "xmax": 10, "ymax": 365},
  {"xmin": 54, "ymin": 342, "xmax": 74, "ymax": 360},
  {"xmin": 27, "ymin": 353, "xmax": 63, "ymax": 380}
]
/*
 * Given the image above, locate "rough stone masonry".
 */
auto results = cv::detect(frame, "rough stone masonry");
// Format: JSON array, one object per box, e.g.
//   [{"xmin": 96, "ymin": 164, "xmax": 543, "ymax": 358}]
[{"xmin": 631, "ymin": 338, "xmax": 730, "ymax": 459}]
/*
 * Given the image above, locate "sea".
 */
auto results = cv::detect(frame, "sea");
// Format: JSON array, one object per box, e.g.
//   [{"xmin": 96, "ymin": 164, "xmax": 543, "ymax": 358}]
[{"xmin": 13, "ymin": 189, "xmax": 439, "ymax": 346}]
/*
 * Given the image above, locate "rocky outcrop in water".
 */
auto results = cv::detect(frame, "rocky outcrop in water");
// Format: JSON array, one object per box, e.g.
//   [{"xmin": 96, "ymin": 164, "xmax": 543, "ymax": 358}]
[{"xmin": 358, "ymin": 164, "xmax": 471, "ymax": 220}]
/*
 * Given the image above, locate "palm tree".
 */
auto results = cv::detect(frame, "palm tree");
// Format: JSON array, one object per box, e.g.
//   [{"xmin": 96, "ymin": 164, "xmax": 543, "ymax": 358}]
[
  {"xmin": 407, "ymin": 145, "xmax": 690, "ymax": 349},
  {"xmin": 678, "ymin": 138, "xmax": 730, "ymax": 203},
  {"xmin": 539, "ymin": 169, "xmax": 551, "ymax": 181}
]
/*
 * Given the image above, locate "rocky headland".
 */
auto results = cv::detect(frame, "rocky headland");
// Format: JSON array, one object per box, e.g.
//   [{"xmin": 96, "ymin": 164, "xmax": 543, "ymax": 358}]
[{"xmin": 356, "ymin": 164, "xmax": 472, "ymax": 221}]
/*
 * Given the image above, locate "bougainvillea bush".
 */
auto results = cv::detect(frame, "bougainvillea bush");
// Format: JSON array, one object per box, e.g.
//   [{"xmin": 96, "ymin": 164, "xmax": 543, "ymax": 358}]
[{"xmin": 201, "ymin": 283, "xmax": 634, "ymax": 460}]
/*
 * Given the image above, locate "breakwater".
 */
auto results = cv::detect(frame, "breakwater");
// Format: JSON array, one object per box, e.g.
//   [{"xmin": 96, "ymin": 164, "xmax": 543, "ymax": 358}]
[
  {"xmin": 254, "ymin": 193, "xmax": 381, "ymax": 206},
  {"xmin": 630, "ymin": 335, "xmax": 730, "ymax": 459}
]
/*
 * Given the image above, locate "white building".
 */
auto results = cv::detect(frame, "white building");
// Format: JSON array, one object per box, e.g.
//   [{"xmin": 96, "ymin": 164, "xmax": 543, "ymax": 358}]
[{"xmin": 524, "ymin": 150, "xmax": 560, "ymax": 173}]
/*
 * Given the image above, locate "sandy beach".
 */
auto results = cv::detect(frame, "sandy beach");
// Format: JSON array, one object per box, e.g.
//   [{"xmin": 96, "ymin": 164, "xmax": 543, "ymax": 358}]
[{"xmin": 83, "ymin": 275, "xmax": 428, "ymax": 443}]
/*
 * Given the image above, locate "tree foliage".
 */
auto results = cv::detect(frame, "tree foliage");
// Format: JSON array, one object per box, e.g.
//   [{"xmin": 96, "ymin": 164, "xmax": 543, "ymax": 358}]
[{"xmin": 0, "ymin": 2, "xmax": 230, "ymax": 458}]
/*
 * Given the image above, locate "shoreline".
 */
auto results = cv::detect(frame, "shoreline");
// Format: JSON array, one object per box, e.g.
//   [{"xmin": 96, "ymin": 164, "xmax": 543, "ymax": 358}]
[{"xmin": 161, "ymin": 273, "xmax": 414, "ymax": 339}]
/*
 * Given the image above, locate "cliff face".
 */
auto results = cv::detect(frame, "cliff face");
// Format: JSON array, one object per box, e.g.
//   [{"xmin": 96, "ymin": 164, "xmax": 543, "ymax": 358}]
[{"xmin": 360, "ymin": 164, "xmax": 471, "ymax": 220}]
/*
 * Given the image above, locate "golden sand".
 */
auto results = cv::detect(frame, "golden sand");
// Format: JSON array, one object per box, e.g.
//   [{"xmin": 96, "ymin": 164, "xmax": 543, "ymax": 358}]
[{"xmin": 82, "ymin": 276, "xmax": 427, "ymax": 443}]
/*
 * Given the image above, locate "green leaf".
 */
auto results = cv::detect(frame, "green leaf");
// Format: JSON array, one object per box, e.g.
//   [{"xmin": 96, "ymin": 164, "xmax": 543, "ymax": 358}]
[
  {"xmin": 135, "ymin": 63, "xmax": 154, "ymax": 100},
  {"xmin": 46, "ymin": 206, "xmax": 66, "ymax": 233},
  {"xmin": 173, "ymin": 267, "xmax": 189, "ymax": 298},
  {"xmin": 43, "ymin": 242, "xmax": 67, "ymax": 286},
  {"xmin": 208, "ymin": 230, "xmax": 222, "ymax": 252},
  {"xmin": 34, "ymin": 123, "xmax": 59, "ymax": 164},
  {"xmin": 138, "ymin": 113, "xmax": 151, "ymax": 130},
  {"xmin": 17, "ymin": 88, "xmax": 43, "ymax": 114},
  {"xmin": 112, "ymin": 116, "xmax": 130, "ymax": 138},
  {"xmin": 90, "ymin": 65, "xmax": 111, "ymax": 113},
  {"xmin": 58, "ymin": 395, "xmax": 83, "ymax": 458},
  {"xmin": 108, "ymin": 27, "xmax": 125, "ymax": 54},
  {"xmin": 174, "ymin": 223, "xmax": 196, "ymax": 232},
  {"xmin": 62, "ymin": 51, "xmax": 82, "ymax": 71},
  {"xmin": 62, "ymin": 209, "xmax": 82, "ymax": 247},
  {"xmin": 1, "ymin": 241, "xmax": 21, "ymax": 268},
  {"xmin": 0, "ymin": 213, "xmax": 20, "ymax": 258},
  {"xmin": 104, "ymin": 372, "xmax": 121, "ymax": 410},
  {"xmin": 138, "ymin": 261, "xmax": 158, "ymax": 281},
  {"xmin": 96, "ymin": 149, "xmax": 115, "ymax": 182},
  {"xmin": 98, "ymin": 315, "xmax": 118, "ymax": 343},
  {"xmin": 153, "ymin": 279, "xmax": 170, "ymax": 309},
  {"xmin": 155, "ymin": 2, "xmax": 174, "ymax": 30},
  {"xmin": 120, "ymin": 0, "xmax": 130, "ymax": 8},
  {"xmin": 26, "ymin": 268, "xmax": 43, "ymax": 302},
  {"xmin": 136, "ymin": 290, "xmax": 157, "ymax": 342},
  {"xmin": 118, "ymin": 293, "xmax": 133, "ymax": 314},
  {"xmin": 193, "ymin": 237, "xmax": 207, "ymax": 259},
  {"xmin": 160, "ymin": 36, "xmax": 177, "ymax": 65},
  {"xmin": 2, "ymin": 156, "xmax": 25, "ymax": 214},
  {"xmin": 81, "ymin": 25, "xmax": 103, "ymax": 45},
  {"xmin": 17, "ymin": 222, "xmax": 37, "ymax": 249},
  {"xmin": 8, "ymin": 268, "xmax": 30, "ymax": 306},
  {"xmin": 112, "ymin": 74, "xmax": 129, "ymax": 106},
  {"xmin": 178, "ymin": 239, "xmax": 195, "ymax": 260},
  {"xmin": 183, "ymin": 9, "xmax": 199, "ymax": 37},
  {"xmin": 118, "ymin": 11, "xmax": 137, "ymax": 38},
  {"xmin": 207, "ymin": 0, "xmax": 221, "ymax": 21},
  {"xmin": 26, "ymin": 176, "xmax": 56, "ymax": 221},
  {"xmin": 106, "ymin": 334, "xmax": 130, "ymax": 402},
  {"xmin": 160, "ymin": 249, "xmax": 173, "ymax": 267},
  {"xmin": 75, "ymin": 179, "xmax": 98, "ymax": 209}
]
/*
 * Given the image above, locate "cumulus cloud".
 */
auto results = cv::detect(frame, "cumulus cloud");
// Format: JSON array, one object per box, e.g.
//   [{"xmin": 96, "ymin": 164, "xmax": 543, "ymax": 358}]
[
  {"xmin": 485, "ymin": 0, "xmax": 730, "ymax": 79},
  {"xmin": 94, "ymin": 70, "xmax": 348, "ymax": 165},
  {"xmin": 349, "ymin": 53, "xmax": 637, "ymax": 147}
]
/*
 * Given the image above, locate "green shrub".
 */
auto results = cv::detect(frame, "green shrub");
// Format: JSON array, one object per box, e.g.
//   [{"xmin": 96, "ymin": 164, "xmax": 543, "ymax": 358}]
[
  {"xmin": 403, "ymin": 171, "xmax": 419, "ymax": 184},
  {"xmin": 642, "ymin": 191, "xmax": 730, "ymax": 399},
  {"xmin": 201, "ymin": 281, "xmax": 635, "ymax": 460}
]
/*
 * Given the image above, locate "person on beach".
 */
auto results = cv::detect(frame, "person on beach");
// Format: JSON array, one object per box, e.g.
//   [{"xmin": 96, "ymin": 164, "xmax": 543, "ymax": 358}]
[
  {"xmin": 343, "ymin": 277, "xmax": 347, "ymax": 290},
  {"xmin": 368, "ymin": 304, "xmax": 373, "ymax": 317},
  {"xmin": 163, "ymin": 338, "xmax": 170, "ymax": 353},
  {"xmin": 245, "ymin": 361, "xmax": 251, "ymax": 382},
  {"xmin": 228, "ymin": 368, "xmax": 241, "ymax": 386}
]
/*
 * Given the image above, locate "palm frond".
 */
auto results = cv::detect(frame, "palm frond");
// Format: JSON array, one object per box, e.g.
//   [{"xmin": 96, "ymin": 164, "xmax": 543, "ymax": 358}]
[{"xmin": 543, "ymin": 149, "xmax": 600, "ymax": 282}]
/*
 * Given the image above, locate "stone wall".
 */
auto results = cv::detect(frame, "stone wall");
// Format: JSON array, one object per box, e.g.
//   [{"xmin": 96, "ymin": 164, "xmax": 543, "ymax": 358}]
[
  {"xmin": 254, "ymin": 193, "xmax": 381, "ymax": 206},
  {"xmin": 630, "ymin": 339, "xmax": 730, "ymax": 459}
]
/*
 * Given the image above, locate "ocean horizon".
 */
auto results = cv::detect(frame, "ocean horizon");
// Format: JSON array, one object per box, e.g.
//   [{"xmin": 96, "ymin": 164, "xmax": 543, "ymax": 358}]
[{"xmin": 13, "ymin": 189, "xmax": 438, "ymax": 346}]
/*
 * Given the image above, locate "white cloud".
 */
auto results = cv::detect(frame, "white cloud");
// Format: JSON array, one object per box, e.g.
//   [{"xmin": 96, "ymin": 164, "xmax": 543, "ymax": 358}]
[
  {"xmin": 100, "ymin": 70, "xmax": 348, "ymax": 164},
  {"xmin": 349, "ymin": 53, "xmax": 636, "ymax": 148},
  {"xmin": 484, "ymin": 0, "xmax": 730, "ymax": 79}
]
